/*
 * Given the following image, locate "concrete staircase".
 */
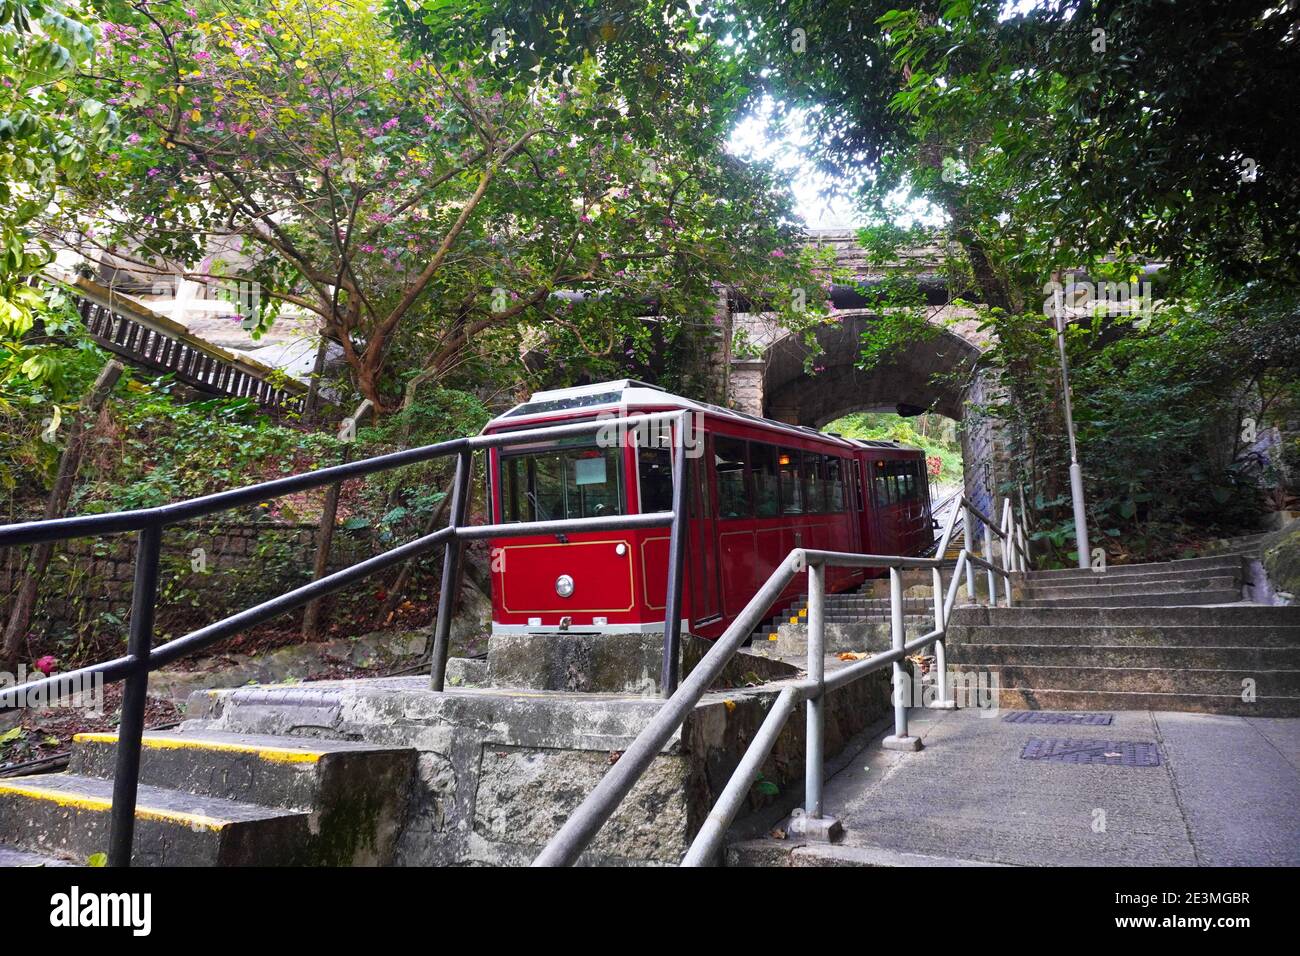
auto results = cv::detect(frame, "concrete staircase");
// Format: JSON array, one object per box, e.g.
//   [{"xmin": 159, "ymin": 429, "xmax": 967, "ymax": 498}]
[
  {"xmin": 752, "ymin": 584, "xmax": 940, "ymax": 643},
  {"xmin": 947, "ymin": 554, "xmax": 1300, "ymax": 716},
  {"xmin": 1017, "ymin": 554, "xmax": 1247, "ymax": 608},
  {"xmin": 0, "ymin": 729, "xmax": 416, "ymax": 865}
]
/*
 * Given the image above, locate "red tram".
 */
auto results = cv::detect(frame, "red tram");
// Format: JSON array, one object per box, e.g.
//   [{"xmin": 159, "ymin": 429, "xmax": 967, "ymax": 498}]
[{"xmin": 483, "ymin": 381, "xmax": 934, "ymax": 640}]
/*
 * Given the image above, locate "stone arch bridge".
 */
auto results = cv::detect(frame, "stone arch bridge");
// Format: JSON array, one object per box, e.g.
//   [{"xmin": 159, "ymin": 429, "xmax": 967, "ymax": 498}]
[{"xmin": 719, "ymin": 231, "xmax": 1003, "ymax": 514}]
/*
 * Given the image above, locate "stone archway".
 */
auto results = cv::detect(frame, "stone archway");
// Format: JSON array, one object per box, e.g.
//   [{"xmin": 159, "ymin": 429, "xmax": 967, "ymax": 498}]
[
  {"xmin": 726, "ymin": 305, "xmax": 1002, "ymax": 518},
  {"xmin": 757, "ymin": 310, "xmax": 983, "ymax": 425}
]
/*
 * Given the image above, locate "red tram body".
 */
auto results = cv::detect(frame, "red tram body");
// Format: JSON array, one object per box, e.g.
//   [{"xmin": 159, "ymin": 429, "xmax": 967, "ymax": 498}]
[{"xmin": 483, "ymin": 381, "xmax": 934, "ymax": 640}]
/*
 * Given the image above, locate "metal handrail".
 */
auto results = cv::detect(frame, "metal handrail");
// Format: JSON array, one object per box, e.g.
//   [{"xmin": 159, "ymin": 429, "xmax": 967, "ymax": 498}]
[
  {"xmin": 535, "ymin": 493, "xmax": 1030, "ymax": 867},
  {"xmin": 0, "ymin": 409, "xmax": 692, "ymax": 866}
]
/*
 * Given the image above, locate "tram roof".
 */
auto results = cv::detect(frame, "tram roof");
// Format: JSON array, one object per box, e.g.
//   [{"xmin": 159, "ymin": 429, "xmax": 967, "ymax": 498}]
[{"xmin": 488, "ymin": 380, "xmax": 918, "ymax": 453}]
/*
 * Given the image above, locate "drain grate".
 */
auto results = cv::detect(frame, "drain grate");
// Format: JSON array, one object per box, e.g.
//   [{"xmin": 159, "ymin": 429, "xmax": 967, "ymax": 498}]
[
  {"xmin": 1020, "ymin": 737, "xmax": 1162, "ymax": 766},
  {"xmin": 1002, "ymin": 712, "xmax": 1114, "ymax": 726}
]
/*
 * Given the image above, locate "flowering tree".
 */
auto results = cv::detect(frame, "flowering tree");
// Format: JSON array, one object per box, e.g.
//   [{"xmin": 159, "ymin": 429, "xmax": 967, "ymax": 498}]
[{"xmin": 66, "ymin": 0, "xmax": 818, "ymax": 410}]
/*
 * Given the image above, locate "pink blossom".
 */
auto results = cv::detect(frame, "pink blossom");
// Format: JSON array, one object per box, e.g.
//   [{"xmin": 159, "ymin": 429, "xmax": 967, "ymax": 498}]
[
  {"xmin": 34, "ymin": 655, "xmax": 56, "ymax": 676},
  {"xmin": 770, "ymin": 249, "xmax": 786, "ymax": 258}
]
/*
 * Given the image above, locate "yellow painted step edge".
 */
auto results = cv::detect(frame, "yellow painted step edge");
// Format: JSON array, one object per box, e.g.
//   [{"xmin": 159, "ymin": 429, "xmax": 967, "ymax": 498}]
[
  {"xmin": 73, "ymin": 733, "xmax": 323, "ymax": 765},
  {"xmin": 0, "ymin": 781, "xmax": 227, "ymax": 831}
]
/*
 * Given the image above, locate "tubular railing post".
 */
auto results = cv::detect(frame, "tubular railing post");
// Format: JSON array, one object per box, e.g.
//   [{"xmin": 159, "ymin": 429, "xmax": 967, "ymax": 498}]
[
  {"xmin": 882, "ymin": 567, "xmax": 921, "ymax": 751},
  {"xmin": 659, "ymin": 412, "xmax": 689, "ymax": 696},
  {"xmin": 999, "ymin": 499, "xmax": 1013, "ymax": 575},
  {"xmin": 107, "ymin": 522, "xmax": 162, "ymax": 867},
  {"xmin": 963, "ymin": 506, "xmax": 977, "ymax": 601},
  {"xmin": 788, "ymin": 560, "xmax": 840, "ymax": 841},
  {"xmin": 1017, "ymin": 483, "xmax": 1033, "ymax": 569},
  {"xmin": 930, "ymin": 566, "xmax": 952, "ymax": 708},
  {"xmin": 805, "ymin": 562, "xmax": 825, "ymax": 817},
  {"xmin": 429, "ymin": 449, "xmax": 473, "ymax": 691},
  {"xmin": 983, "ymin": 520, "xmax": 996, "ymax": 606}
]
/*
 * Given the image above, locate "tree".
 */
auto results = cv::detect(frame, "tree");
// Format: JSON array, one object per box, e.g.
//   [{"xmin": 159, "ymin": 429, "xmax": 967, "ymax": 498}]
[
  {"xmin": 62, "ymin": 0, "xmax": 817, "ymax": 411},
  {"xmin": 695, "ymin": 0, "xmax": 1300, "ymax": 555},
  {"xmin": 1, "ymin": 0, "xmax": 118, "ymax": 405}
]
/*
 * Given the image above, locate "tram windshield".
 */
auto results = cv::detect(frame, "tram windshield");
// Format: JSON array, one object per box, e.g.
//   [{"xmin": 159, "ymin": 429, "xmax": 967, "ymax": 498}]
[{"xmin": 500, "ymin": 445, "xmax": 624, "ymax": 522}]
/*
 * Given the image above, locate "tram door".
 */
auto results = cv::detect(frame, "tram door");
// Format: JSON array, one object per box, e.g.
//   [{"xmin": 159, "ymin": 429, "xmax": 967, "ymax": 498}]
[
  {"xmin": 687, "ymin": 442, "xmax": 722, "ymax": 624},
  {"xmin": 867, "ymin": 457, "xmax": 904, "ymax": 556}
]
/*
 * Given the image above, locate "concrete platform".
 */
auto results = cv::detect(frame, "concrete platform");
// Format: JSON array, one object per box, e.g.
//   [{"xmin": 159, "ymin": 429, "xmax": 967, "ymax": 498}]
[
  {"xmin": 729, "ymin": 707, "xmax": 1300, "ymax": 867},
  {"xmin": 185, "ymin": 671, "xmax": 894, "ymax": 865}
]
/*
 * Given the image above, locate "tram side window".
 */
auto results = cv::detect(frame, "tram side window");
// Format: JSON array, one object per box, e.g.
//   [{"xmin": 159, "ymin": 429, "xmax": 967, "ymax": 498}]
[
  {"xmin": 802, "ymin": 453, "xmax": 824, "ymax": 513},
  {"xmin": 779, "ymin": 448, "xmax": 804, "ymax": 514},
  {"xmin": 714, "ymin": 437, "xmax": 749, "ymax": 518},
  {"xmin": 825, "ymin": 457, "xmax": 846, "ymax": 512},
  {"xmin": 872, "ymin": 461, "xmax": 891, "ymax": 507},
  {"xmin": 752, "ymin": 443, "xmax": 780, "ymax": 517},
  {"xmin": 637, "ymin": 446, "xmax": 674, "ymax": 514},
  {"xmin": 898, "ymin": 463, "xmax": 914, "ymax": 502}
]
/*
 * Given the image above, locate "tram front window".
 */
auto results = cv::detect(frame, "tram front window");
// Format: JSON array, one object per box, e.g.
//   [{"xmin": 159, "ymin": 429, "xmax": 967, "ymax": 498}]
[{"xmin": 502, "ymin": 445, "xmax": 624, "ymax": 522}]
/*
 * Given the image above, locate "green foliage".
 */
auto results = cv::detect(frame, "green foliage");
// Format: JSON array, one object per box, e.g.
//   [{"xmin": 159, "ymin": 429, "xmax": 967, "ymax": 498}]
[
  {"xmin": 63, "ymin": 379, "xmax": 318, "ymax": 512},
  {"xmin": 979, "ymin": 279, "xmax": 1300, "ymax": 563},
  {"xmin": 828, "ymin": 411, "xmax": 962, "ymax": 486},
  {"xmin": 0, "ymin": 0, "xmax": 118, "ymax": 407}
]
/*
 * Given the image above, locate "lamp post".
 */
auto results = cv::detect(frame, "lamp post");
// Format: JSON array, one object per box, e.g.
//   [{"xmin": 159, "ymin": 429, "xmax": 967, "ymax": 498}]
[{"xmin": 1052, "ymin": 281, "xmax": 1091, "ymax": 569}]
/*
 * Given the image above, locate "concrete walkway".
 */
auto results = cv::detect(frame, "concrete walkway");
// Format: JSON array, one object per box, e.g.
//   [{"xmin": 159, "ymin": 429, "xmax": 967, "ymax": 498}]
[{"xmin": 731, "ymin": 707, "xmax": 1300, "ymax": 867}]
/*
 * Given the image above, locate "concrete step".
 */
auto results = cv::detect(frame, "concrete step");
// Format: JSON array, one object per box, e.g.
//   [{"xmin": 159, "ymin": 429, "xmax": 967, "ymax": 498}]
[
  {"xmin": 948, "ymin": 624, "xmax": 1300, "ymax": 648},
  {"xmin": 824, "ymin": 614, "xmax": 933, "ymax": 624},
  {"xmin": 0, "ymin": 773, "xmax": 311, "ymax": 865},
  {"xmin": 987, "ymin": 687, "xmax": 1300, "ymax": 718},
  {"xmin": 66, "ymin": 730, "xmax": 416, "ymax": 864},
  {"xmin": 70, "ymin": 730, "xmax": 413, "ymax": 809},
  {"xmin": 951, "ymin": 662, "xmax": 1300, "ymax": 698},
  {"xmin": 1019, "ymin": 588, "xmax": 1244, "ymax": 608},
  {"xmin": 1021, "ymin": 566, "xmax": 1243, "ymax": 589},
  {"xmin": 1025, "ymin": 554, "xmax": 1244, "ymax": 584},
  {"xmin": 1020, "ymin": 575, "xmax": 1240, "ymax": 600},
  {"xmin": 954, "ymin": 604, "xmax": 1300, "ymax": 628},
  {"xmin": 952, "ymin": 643, "xmax": 1300, "ymax": 670}
]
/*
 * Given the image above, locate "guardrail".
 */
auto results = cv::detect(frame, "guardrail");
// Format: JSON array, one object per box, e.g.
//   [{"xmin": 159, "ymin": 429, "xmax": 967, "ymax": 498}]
[
  {"xmin": 0, "ymin": 410, "xmax": 691, "ymax": 866},
  {"xmin": 534, "ymin": 492, "xmax": 1030, "ymax": 867}
]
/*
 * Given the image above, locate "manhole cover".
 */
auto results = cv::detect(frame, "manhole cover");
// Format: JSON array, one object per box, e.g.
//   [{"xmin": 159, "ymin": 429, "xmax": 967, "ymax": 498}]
[
  {"xmin": 1002, "ymin": 712, "xmax": 1114, "ymax": 726},
  {"xmin": 1020, "ymin": 737, "xmax": 1162, "ymax": 766}
]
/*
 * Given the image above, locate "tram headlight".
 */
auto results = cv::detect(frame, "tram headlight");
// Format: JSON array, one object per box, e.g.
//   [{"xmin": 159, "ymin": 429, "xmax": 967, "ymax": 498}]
[{"xmin": 555, "ymin": 574, "xmax": 575, "ymax": 598}]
